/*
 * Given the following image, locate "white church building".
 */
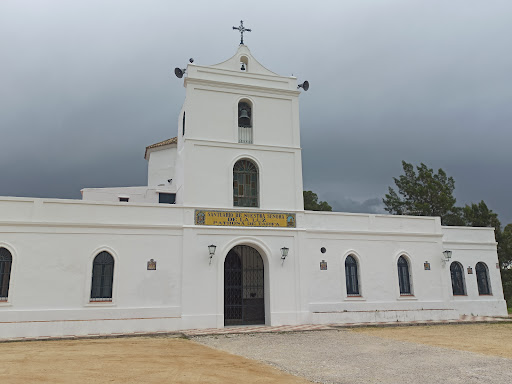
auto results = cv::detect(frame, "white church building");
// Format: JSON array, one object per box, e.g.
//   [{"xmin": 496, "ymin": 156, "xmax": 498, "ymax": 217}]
[{"xmin": 0, "ymin": 42, "xmax": 507, "ymax": 339}]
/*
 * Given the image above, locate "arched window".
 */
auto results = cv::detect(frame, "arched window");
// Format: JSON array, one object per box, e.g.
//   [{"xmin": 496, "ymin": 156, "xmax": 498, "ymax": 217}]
[
  {"xmin": 397, "ymin": 256, "xmax": 412, "ymax": 295},
  {"xmin": 0, "ymin": 248, "xmax": 12, "ymax": 301},
  {"xmin": 450, "ymin": 262, "xmax": 465, "ymax": 295},
  {"xmin": 345, "ymin": 255, "xmax": 359, "ymax": 296},
  {"xmin": 238, "ymin": 100, "xmax": 252, "ymax": 144},
  {"xmin": 233, "ymin": 159, "xmax": 258, "ymax": 207},
  {"xmin": 90, "ymin": 251, "xmax": 114, "ymax": 301},
  {"xmin": 476, "ymin": 262, "xmax": 491, "ymax": 295}
]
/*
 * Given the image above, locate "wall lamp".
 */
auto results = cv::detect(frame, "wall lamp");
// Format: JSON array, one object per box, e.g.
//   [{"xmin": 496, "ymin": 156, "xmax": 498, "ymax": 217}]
[
  {"xmin": 442, "ymin": 250, "xmax": 452, "ymax": 262},
  {"xmin": 208, "ymin": 244, "xmax": 216, "ymax": 265},
  {"xmin": 281, "ymin": 247, "xmax": 289, "ymax": 264}
]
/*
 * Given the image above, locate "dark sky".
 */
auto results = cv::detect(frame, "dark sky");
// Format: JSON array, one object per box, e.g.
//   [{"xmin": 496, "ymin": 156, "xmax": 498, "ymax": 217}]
[{"xmin": 1, "ymin": 1, "xmax": 511, "ymax": 224}]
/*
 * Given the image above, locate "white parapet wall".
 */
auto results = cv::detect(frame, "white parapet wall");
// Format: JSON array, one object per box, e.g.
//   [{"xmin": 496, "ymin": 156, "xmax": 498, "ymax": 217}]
[
  {"xmin": 302, "ymin": 212, "xmax": 507, "ymax": 324},
  {"xmin": 81, "ymin": 186, "xmax": 176, "ymax": 204},
  {"xmin": 442, "ymin": 226, "xmax": 507, "ymax": 316},
  {"xmin": 0, "ymin": 197, "xmax": 186, "ymax": 339},
  {"xmin": 0, "ymin": 198, "xmax": 508, "ymax": 339}
]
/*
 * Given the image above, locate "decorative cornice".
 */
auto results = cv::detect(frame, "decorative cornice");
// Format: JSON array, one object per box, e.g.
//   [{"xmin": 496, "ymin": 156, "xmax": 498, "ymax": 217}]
[{"xmin": 184, "ymin": 77, "xmax": 301, "ymax": 97}]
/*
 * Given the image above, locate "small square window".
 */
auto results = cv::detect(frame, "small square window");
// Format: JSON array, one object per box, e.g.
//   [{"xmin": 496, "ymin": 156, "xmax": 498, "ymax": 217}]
[
  {"xmin": 159, "ymin": 193, "xmax": 176, "ymax": 204},
  {"xmin": 119, "ymin": 197, "xmax": 129, "ymax": 202}
]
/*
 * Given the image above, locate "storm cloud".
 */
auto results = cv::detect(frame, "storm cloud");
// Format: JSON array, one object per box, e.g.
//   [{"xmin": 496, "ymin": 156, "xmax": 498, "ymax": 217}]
[{"xmin": 1, "ymin": 1, "xmax": 511, "ymax": 223}]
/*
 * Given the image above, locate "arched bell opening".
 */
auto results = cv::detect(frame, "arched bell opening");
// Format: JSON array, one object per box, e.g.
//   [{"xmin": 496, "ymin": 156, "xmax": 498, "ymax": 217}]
[
  {"xmin": 237, "ymin": 99, "xmax": 253, "ymax": 144},
  {"xmin": 224, "ymin": 245, "xmax": 265, "ymax": 326},
  {"xmin": 240, "ymin": 55, "xmax": 249, "ymax": 71}
]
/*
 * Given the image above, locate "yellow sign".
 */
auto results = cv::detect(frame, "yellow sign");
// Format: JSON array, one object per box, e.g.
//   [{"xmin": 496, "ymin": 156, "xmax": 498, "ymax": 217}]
[{"xmin": 195, "ymin": 210, "xmax": 296, "ymax": 228}]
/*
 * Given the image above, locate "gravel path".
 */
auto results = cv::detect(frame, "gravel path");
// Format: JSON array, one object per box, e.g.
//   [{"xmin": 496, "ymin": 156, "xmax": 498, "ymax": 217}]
[{"xmin": 193, "ymin": 330, "xmax": 512, "ymax": 384}]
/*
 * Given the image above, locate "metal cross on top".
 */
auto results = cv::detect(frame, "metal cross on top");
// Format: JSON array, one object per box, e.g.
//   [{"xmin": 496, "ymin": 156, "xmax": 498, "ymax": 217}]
[{"xmin": 232, "ymin": 20, "xmax": 251, "ymax": 45}]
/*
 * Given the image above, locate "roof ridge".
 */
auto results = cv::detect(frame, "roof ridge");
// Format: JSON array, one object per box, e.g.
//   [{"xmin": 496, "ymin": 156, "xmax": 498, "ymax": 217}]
[{"xmin": 144, "ymin": 137, "xmax": 177, "ymax": 159}]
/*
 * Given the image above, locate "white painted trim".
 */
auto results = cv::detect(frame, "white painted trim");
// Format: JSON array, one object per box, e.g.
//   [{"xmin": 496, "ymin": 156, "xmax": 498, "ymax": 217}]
[
  {"xmin": 306, "ymin": 229, "xmax": 442, "ymax": 238},
  {"xmin": 0, "ymin": 222, "xmax": 184, "ymax": 230},
  {"xmin": 184, "ymin": 78, "xmax": 300, "ymax": 96},
  {"xmin": 191, "ymin": 139, "xmax": 300, "ymax": 152}
]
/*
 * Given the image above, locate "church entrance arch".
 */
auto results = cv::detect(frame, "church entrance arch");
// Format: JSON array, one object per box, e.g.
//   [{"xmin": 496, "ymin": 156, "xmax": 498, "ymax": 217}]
[{"xmin": 224, "ymin": 245, "xmax": 265, "ymax": 326}]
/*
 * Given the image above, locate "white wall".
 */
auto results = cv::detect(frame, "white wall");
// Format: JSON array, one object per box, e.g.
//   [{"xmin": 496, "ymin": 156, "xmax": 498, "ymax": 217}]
[
  {"xmin": 179, "ymin": 224, "xmax": 299, "ymax": 328},
  {"xmin": 147, "ymin": 146, "xmax": 177, "ymax": 186},
  {"xmin": 442, "ymin": 226, "xmax": 506, "ymax": 316},
  {"xmin": 81, "ymin": 186, "xmax": 175, "ymax": 204},
  {"xmin": 0, "ymin": 197, "xmax": 185, "ymax": 338},
  {"xmin": 175, "ymin": 45, "xmax": 304, "ymax": 211},
  {"xmin": 0, "ymin": 198, "xmax": 506, "ymax": 339},
  {"xmin": 180, "ymin": 141, "xmax": 302, "ymax": 211},
  {"xmin": 298, "ymin": 213, "xmax": 507, "ymax": 323}
]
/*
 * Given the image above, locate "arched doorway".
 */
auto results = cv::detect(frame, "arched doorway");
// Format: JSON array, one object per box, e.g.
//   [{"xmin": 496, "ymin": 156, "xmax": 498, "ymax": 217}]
[{"xmin": 224, "ymin": 245, "xmax": 265, "ymax": 326}]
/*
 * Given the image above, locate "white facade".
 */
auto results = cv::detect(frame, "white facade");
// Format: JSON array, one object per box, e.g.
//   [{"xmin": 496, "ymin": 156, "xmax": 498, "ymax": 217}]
[
  {"xmin": 0, "ymin": 45, "xmax": 507, "ymax": 339},
  {"xmin": 145, "ymin": 138, "xmax": 177, "ymax": 187}
]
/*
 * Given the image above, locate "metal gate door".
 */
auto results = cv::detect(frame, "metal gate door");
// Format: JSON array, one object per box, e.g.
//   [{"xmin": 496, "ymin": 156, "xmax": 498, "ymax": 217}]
[{"xmin": 224, "ymin": 245, "xmax": 264, "ymax": 326}]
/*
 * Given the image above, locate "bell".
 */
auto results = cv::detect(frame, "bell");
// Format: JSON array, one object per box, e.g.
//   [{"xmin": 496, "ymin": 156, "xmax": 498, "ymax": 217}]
[
  {"xmin": 241, "ymin": 63, "xmax": 246, "ymax": 71},
  {"xmin": 239, "ymin": 109, "xmax": 249, "ymax": 119}
]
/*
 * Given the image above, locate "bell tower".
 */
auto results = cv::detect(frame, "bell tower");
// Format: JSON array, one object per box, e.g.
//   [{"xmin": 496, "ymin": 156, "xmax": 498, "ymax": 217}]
[{"xmin": 173, "ymin": 42, "xmax": 306, "ymax": 211}]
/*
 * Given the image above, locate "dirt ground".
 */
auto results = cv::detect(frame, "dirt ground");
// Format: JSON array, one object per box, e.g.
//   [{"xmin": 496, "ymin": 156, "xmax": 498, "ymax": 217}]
[
  {"xmin": 0, "ymin": 336, "xmax": 310, "ymax": 384},
  {"xmin": 3, "ymin": 324, "xmax": 512, "ymax": 384},
  {"xmin": 353, "ymin": 323, "xmax": 512, "ymax": 359}
]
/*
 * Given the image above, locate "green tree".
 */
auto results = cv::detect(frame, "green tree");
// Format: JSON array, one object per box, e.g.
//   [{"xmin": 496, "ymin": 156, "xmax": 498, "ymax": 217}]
[
  {"xmin": 383, "ymin": 161, "xmax": 462, "ymax": 224},
  {"xmin": 498, "ymin": 224, "xmax": 512, "ymax": 303},
  {"xmin": 499, "ymin": 224, "xmax": 512, "ymax": 268},
  {"xmin": 303, "ymin": 191, "xmax": 332, "ymax": 211},
  {"xmin": 462, "ymin": 200, "xmax": 501, "ymax": 229}
]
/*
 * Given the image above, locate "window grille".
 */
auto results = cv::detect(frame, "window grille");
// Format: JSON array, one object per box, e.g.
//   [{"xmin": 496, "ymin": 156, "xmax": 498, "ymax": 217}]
[
  {"xmin": 0, "ymin": 248, "xmax": 12, "ymax": 300},
  {"xmin": 345, "ymin": 255, "xmax": 359, "ymax": 295},
  {"xmin": 450, "ymin": 262, "xmax": 465, "ymax": 295},
  {"xmin": 476, "ymin": 262, "xmax": 491, "ymax": 295},
  {"xmin": 224, "ymin": 245, "xmax": 264, "ymax": 326},
  {"xmin": 397, "ymin": 256, "xmax": 411, "ymax": 295},
  {"xmin": 233, "ymin": 160, "xmax": 258, "ymax": 207},
  {"xmin": 90, "ymin": 251, "xmax": 114, "ymax": 301}
]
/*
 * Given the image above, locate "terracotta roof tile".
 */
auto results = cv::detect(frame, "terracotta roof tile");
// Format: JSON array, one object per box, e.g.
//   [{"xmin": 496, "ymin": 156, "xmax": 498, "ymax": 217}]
[{"xmin": 144, "ymin": 137, "xmax": 177, "ymax": 159}]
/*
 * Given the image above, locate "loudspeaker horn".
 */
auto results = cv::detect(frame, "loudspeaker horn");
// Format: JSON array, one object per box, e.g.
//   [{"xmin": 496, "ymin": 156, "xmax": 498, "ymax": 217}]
[
  {"xmin": 298, "ymin": 81, "xmax": 309, "ymax": 91},
  {"xmin": 174, "ymin": 68, "xmax": 186, "ymax": 79}
]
